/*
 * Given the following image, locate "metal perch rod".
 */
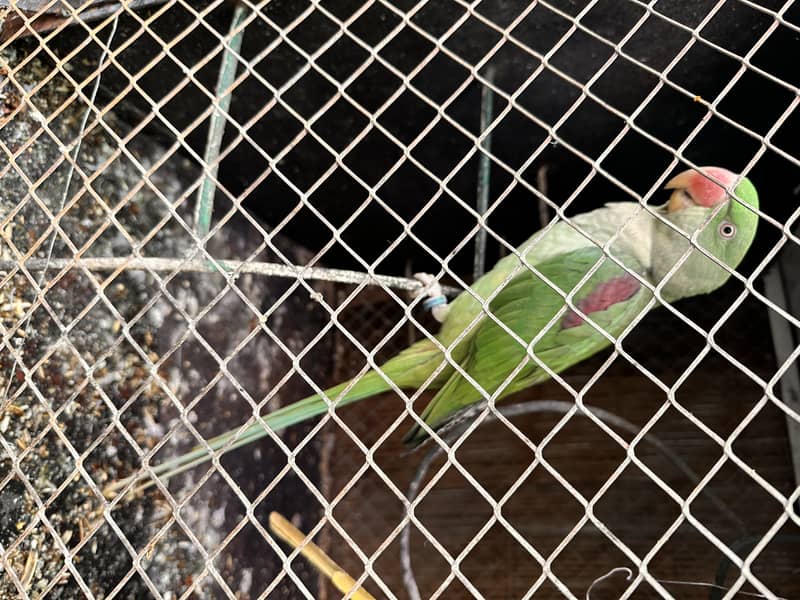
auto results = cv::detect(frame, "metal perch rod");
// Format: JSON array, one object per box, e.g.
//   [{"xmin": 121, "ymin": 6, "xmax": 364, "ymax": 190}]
[{"xmin": 0, "ymin": 257, "xmax": 462, "ymax": 295}]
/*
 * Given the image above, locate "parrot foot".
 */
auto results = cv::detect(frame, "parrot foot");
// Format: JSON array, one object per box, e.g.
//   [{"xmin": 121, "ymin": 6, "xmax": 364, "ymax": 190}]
[{"xmin": 412, "ymin": 272, "xmax": 450, "ymax": 323}]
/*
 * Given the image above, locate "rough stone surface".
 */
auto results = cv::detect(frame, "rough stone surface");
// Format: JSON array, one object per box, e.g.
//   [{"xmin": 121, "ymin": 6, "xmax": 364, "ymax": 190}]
[{"xmin": 0, "ymin": 45, "xmax": 331, "ymax": 598}]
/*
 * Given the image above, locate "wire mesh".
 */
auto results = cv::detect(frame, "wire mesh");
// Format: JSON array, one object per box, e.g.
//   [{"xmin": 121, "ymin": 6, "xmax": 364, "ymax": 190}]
[{"xmin": 0, "ymin": 0, "xmax": 798, "ymax": 599}]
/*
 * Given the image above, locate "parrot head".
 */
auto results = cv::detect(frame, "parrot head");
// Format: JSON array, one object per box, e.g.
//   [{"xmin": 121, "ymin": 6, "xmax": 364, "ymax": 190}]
[{"xmin": 651, "ymin": 166, "xmax": 759, "ymax": 303}]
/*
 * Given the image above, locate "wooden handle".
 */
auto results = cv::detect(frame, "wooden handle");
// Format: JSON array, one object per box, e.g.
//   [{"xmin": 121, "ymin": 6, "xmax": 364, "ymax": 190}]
[{"xmin": 269, "ymin": 512, "xmax": 376, "ymax": 600}]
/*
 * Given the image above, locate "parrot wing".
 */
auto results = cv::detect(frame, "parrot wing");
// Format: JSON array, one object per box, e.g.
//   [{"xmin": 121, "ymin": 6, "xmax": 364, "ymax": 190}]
[{"xmin": 403, "ymin": 247, "xmax": 653, "ymax": 445}]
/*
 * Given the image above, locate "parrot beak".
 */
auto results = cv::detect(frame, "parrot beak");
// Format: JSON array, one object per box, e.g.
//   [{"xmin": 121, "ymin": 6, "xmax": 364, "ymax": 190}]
[
  {"xmin": 666, "ymin": 190, "xmax": 692, "ymax": 213},
  {"xmin": 664, "ymin": 170, "xmax": 695, "ymax": 213},
  {"xmin": 663, "ymin": 166, "xmax": 737, "ymax": 212}
]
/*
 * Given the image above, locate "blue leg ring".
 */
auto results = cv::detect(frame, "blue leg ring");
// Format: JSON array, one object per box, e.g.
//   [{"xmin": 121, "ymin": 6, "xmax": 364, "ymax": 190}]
[{"xmin": 423, "ymin": 295, "xmax": 448, "ymax": 311}]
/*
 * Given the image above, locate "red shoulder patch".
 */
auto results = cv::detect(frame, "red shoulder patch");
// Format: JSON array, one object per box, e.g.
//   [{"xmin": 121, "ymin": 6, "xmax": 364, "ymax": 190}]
[{"xmin": 562, "ymin": 274, "xmax": 641, "ymax": 329}]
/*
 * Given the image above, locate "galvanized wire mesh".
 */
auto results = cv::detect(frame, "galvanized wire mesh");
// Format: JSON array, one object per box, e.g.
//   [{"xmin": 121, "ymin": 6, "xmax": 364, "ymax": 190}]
[{"xmin": 0, "ymin": 0, "xmax": 799, "ymax": 599}]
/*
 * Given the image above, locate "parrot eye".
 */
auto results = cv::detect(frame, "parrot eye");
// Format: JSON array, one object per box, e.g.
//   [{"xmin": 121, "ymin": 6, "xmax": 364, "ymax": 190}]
[{"xmin": 718, "ymin": 221, "xmax": 737, "ymax": 239}]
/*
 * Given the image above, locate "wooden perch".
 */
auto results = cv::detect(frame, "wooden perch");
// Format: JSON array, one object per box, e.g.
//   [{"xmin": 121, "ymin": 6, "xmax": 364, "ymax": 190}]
[{"xmin": 269, "ymin": 512, "xmax": 377, "ymax": 600}]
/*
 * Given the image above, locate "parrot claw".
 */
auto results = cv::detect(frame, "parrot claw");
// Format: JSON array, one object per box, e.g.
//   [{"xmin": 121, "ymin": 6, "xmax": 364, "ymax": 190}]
[{"xmin": 412, "ymin": 272, "xmax": 450, "ymax": 323}]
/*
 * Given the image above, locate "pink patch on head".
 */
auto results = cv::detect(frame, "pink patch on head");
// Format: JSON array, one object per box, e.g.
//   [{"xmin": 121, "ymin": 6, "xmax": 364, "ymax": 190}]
[
  {"xmin": 562, "ymin": 274, "xmax": 641, "ymax": 329},
  {"xmin": 688, "ymin": 167, "xmax": 737, "ymax": 207}
]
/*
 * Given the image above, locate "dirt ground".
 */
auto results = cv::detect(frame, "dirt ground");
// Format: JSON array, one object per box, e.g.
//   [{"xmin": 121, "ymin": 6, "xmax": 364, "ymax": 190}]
[{"xmin": 0, "ymin": 46, "xmax": 332, "ymax": 598}]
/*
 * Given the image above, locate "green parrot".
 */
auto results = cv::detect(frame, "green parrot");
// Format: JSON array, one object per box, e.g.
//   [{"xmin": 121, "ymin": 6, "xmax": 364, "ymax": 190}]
[{"xmin": 149, "ymin": 166, "xmax": 759, "ymax": 479}]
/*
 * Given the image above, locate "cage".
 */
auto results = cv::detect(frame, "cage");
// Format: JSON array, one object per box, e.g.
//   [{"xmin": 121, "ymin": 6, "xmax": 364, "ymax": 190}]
[{"xmin": 0, "ymin": 1, "xmax": 799, "ymax": 599}]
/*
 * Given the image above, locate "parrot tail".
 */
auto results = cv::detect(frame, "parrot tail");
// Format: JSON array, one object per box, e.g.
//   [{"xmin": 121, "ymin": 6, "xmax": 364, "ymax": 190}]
[{"xmin": 147, "ymin": 339, "xmax": 443, "ymax": 482}]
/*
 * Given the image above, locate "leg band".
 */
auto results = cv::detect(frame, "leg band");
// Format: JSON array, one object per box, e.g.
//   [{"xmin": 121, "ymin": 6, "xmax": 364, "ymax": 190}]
[{"xmin": 423, "ymin": 295, "xmax": 448, "ymax": 311}]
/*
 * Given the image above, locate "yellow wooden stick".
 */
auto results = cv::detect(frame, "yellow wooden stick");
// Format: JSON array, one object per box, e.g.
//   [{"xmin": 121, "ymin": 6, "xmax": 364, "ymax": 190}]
[{"xmin": 269, "ymin": 512, "xmax": 376, "ymax": 600}]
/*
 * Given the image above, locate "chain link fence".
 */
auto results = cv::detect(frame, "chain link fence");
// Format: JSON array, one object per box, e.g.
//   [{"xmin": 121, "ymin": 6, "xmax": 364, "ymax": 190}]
[{"xmin": 0, "ymin": 0, "xmax": 799, "ymax": 598}]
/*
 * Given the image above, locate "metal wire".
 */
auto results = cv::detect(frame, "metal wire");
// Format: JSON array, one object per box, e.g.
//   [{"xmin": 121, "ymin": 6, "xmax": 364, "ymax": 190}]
[
  {"xmin": 400, "ymin": 399, "xmax": 752, "ymax": 600},
  {"xmin": 194, "ymin": 1, "xmax": 249, "ymax": 244},
  {"xmin": 0, "ymin": 10, "xmax": 122, "ymax": 599},
  {"xmin": 0, "ymin": 256, "xmax": 462, "ymax": 294},
  {"xmin": 472, "ymin": 65, "xmax": 496, "ymax": 281},
  {"xmin": 0, "ymin": 0, "xmax": 798, "ymax": 599}
]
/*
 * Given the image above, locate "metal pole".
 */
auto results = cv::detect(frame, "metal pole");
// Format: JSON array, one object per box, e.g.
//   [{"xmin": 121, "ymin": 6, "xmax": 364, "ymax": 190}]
[{"xmin": 473, "ymin": 66, "xmax": 496, "ymax": 280}]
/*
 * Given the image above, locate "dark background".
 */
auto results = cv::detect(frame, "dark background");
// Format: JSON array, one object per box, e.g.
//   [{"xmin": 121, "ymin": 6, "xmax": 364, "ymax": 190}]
[{"xmin": 27, "ymin": 0, "xmax": 800, "ymax": 278}]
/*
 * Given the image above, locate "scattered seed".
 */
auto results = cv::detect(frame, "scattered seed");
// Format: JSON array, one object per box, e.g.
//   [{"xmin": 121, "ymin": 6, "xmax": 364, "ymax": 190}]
[{"xmin": 21, "ymin": 550, "xmax": 37, "ymax": 590}]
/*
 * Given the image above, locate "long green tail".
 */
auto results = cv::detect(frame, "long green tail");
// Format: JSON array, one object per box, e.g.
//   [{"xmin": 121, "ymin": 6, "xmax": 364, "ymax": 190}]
[{"xmin": 147, "ymin": 339, "xmax": 445, "ymax": 481}]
